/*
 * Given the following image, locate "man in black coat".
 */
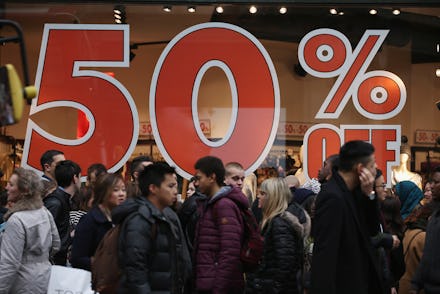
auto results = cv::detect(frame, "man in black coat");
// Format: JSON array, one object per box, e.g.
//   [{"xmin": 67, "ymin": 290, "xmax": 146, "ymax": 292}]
[
  {"xmin": 113, "ymin": 163, "xmax": 191, "ymax": 293},
  {"xmin": 410, "ymin": 166, "xmax": 440, "ymax": 294},
  {"xmin": 44, "ymin": 160, "xmax": 81, "ymax": 265},
  {"xmin": 311, "ymin": 140, "xmax": 383, "ymax": 294}
]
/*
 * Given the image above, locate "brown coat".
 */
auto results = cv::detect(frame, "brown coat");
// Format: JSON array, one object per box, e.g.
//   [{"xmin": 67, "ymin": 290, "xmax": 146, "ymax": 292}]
[{"xmin": 399, "ymin": 228, "xmax": 425, "ymax": 294}]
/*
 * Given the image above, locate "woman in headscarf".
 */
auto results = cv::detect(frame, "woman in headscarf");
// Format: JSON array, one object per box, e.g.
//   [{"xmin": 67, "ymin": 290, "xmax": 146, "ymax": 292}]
[{"xmin": 394, "ymin": 181, "xmax": 423, "ymax": 221}]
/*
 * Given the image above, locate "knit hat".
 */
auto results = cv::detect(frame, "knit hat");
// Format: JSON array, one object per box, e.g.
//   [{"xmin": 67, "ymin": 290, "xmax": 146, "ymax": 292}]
[
  {"xmin": 293, "ymin": 188, "xmax": 316, "ymax": 205},
  {"xmin": 395, "ymin": 180, "xmax": 423, "ymax": 220}
]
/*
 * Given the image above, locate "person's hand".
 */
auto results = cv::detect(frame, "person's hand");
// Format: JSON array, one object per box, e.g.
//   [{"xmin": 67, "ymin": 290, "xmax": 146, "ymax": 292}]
[
  {"xmin": 391, "ymin": 287, "xmax": 397, "ymax": 294},
  {"xmin": 359, "ymin": 167, "xmax": 375, "ymax": 196},
  {"xmin": 392, "ymin": 235, "xmax": 400, "ymax": 249}
]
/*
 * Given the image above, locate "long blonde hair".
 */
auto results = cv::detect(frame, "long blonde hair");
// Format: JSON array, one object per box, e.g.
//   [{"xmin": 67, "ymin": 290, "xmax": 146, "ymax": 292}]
[{"xmin": 260, "ymin": 177, "xmax": 292, "ymax": 230}]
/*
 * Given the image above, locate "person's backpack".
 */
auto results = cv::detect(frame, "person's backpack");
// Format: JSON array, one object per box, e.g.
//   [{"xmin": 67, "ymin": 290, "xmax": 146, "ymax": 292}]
[
  {"xmin": 212, "ymin": 198, "xmax": 264, "ymax": 272},
  {"xmin": 240, "ymin": 207, "xmax": 264, "ymax": 272},
  {"xmin": 91, "ymin": 211, "xmax": 157, "ymax": 293}
]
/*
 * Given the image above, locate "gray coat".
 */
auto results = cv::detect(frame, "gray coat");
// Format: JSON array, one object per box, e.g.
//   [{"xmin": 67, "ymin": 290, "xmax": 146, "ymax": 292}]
[{"xmin": 0, "ymin": 198, "xmax": 60, "ymax": 294}]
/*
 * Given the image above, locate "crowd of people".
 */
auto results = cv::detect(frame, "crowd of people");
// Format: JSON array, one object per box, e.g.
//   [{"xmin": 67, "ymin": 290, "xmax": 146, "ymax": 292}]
[{"xmin": 0, "ymin": 140, "xmax": 439, "ymax": 294}]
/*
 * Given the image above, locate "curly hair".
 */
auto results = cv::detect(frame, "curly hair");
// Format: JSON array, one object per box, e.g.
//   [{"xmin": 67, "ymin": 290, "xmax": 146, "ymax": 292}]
[{"xmin": 12, "ymin": 167, "xmax": 43, "ymax": 200}]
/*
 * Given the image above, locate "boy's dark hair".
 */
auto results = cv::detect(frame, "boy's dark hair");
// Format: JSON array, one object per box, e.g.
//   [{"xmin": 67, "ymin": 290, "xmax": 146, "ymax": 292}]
[
  {"xmin": 87, "ymin": 163, "xmax": 107, "ymax": 180},
  {"xmin": 130, "ymin": 156, "xmax": 152, "ymax": 179},
  {"xmin": 0, "ymin": 190, "xmax": 7, "ymax": 207},
  {"xmin": 55, "ymin": 160, "xmax": 81, "ymax": 188},
  {"xmin": 40, "ymin": 149, "xmax": 64, "ymax": 170},
  {"xmin": 194, "ymin": 156, "xmax": 225, "ymax": 187},
  {"xmin": 138, "ymin": 162, "xmax": 175, "ymax": 197},
  {"xmin": 338, "ymin": 140, "xmax": 375, "ymax": 172}
]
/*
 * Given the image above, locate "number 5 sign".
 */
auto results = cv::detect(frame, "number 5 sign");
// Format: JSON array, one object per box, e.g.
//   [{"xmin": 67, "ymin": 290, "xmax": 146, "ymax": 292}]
[
  {"xmin": 22, "ymin": 24, "xmax": 139, "ymax": 176},
  {"xmin": 21, "ymin": 23, "xmax": 280, "ymax": 179}
]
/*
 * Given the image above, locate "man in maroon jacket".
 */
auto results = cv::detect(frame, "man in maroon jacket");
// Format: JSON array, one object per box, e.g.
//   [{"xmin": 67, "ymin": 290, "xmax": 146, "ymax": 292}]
[{"xmin": 193, "ymin": 156, "xmax": 248, "ymax": 294}]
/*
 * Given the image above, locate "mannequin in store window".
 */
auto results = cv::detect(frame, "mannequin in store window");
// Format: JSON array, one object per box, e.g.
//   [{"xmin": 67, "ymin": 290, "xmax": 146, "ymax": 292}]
[
  {"xmin": 294, "ymin": 145, "xmax": 307, "ymax": 186},
  {"xmin": 391, "ymin": 142, "xmax": 422, "ymax": 190}
]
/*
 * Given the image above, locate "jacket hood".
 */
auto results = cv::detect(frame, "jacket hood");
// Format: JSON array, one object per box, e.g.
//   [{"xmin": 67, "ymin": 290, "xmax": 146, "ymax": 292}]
[
  {"xmin": 280, "ymin": 210, "xmax": 310, "ymax": 238},
  {"xmin": 209, "ymin": 185, "xmax": 249, "ymax": 210},
  {"xmin": 112, "ymin": 197, "xmax": 142, "ymax": 225},
  {"xmin": 4, "ymin": 193, "xmax": 43, "ymax": 221}
]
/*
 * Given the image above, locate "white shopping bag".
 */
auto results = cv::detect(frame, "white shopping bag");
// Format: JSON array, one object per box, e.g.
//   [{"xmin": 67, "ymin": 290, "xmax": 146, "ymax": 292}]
[{"xmin": 47, "ymin": 265, "xmax": 96, "ymax": 294}]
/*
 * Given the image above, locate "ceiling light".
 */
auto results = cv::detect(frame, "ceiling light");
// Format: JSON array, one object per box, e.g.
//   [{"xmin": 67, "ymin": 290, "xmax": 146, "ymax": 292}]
[
  {"xmin": 113, "ymin": 5, "xmax": 126, "ymax": 24},
  {"xmin": 338, "ymin": 11, "xmax": 344, "ymax": 15},
  {"xmin": 369, "ymin": 9, "xmax": 378, "ymax": 15},
  {"xmin": 163, "ymin": 6, "xmax": 172, "ymax": 12},
  {"xmin": 329, "ymin": 8, "xmax": 337, "ymax": 15},
  {"xmin": 249, "ymin": 5, "xmax": 257, "ymax": 14},
  {"xmin": 216, "ymin": 6, "xmax": 224, "ymax": 13},
  {"xmin": 279, "ymin": 7, "xmax": 287, "ymax": 14},
  {"xmin": 188, "ymin": 6, "xmax": 196, "ymax": 13},
  {"xmin": 392, "ymin": 9, "xmax": 400, "ymax": 15},
  {"xmin": 436, "ymin": 69, "xmax": 440, "ymax": 77}
]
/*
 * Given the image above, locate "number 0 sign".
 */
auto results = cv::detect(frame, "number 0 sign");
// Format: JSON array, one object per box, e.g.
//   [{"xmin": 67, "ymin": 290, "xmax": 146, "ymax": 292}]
[{"xmin": 150, "ymin": 23, "xmax": 280, "ymax": 179}]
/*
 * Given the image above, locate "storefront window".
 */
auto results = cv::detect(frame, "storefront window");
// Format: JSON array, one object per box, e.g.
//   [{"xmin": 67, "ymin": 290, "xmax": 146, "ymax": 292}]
[{"xmin": 0, "ymin": 2, "xmax": 439, "ymax": 186}]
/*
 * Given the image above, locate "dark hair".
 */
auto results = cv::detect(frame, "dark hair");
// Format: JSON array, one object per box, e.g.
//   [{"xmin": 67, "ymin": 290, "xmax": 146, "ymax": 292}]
[
  {"xmin": 87, "ymin": 163, "xmax": 107, "ymax": 181},
  {"xmin": 93, "ymin": 173, "xmax": 124, "ymax": 206},
  {"xmin": 55, "ymin": 160, "xmax": 81, "ymax": 188},
  {"xmin": 194, "ymin": 156, "xmax": 225, "ymax": 187},
  {"xmin": 434, "ymin": 166, "xmax": 440, "ymax": 174},
  {"xmin": 328, "ymin": 154, "xmax": 339, "ymax": 171},
  {"xmin": 375, "ymin": 169, "xmax": 383, "ymax": 180},
  {"xmin": 40, "ymin": 150, "xmax": 64, "ymax": 170},
  {"xmin": 130, "ymin": 156, "xmax": 152, "ymax": 179},
  {"xmin": 338, "ymin": 141, "xmax": 375, "ymax": 172},
  {"xmin": 381, "ymin": 196, "xmax": 405, "ymax": 236},
  {"xmin": 0, "ymin": 190, "xmax": 7, "ymax": 207},
  {"xmin": 138, "ymin": 163, "xmax": 176, "ymax": 197},
  {"xmin": 71, "ymin": 186, "xmax": 93, "ymax": 211}
]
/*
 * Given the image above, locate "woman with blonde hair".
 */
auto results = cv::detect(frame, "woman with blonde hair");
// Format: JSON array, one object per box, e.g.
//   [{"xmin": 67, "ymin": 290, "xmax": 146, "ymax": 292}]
[
  {"xmin": 0, "ymin": 168, "xmax": 60, "ymax": 293},
  {"xmin": 246, "ymin": 177, "xmax": 307, "ymax": 294}
]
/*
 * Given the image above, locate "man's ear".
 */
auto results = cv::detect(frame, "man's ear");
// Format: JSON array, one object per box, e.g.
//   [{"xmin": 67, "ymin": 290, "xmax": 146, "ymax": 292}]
[
  {"xmin": 44, "ymin": 163, "xmax": 51, "ymax": 172},
  {"xmin": 355, "ymin": 163, "xmax": 363, "ymax": 175},
  {"xmin": 209, "ymin": 173, "xmax": 217, "ymax": 184},
  {"xmin": 149, "ymin": 183, "xmax": 158, "ymax": 195}
]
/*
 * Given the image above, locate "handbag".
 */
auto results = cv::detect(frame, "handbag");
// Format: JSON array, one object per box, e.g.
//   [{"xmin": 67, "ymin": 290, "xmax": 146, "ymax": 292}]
[{"xmin": 47, "ymin": 265, "xmax": 95, "ymax": 294}]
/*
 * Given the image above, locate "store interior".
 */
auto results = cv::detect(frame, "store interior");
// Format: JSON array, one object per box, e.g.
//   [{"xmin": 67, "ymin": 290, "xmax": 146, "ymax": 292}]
[{"xmin": 0, "ymin": 3, "xmax": 439, "ymax": 181}]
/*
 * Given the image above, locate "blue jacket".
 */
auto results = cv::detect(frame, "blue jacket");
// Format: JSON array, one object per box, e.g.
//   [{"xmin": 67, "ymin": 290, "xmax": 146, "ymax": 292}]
[{"xmin": 71, "ymin": 205, "xmax": 113, "ymax": 270}]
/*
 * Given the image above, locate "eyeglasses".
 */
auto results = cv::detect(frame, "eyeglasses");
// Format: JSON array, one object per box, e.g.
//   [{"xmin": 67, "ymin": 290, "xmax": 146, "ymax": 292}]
[{"xmin": 375, "ymin": 183, "xmax": 386, "ymax": 189}]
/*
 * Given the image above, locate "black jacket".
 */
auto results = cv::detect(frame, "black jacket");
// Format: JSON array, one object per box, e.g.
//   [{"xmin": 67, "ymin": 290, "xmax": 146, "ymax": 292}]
[
  {"xmin": 71, "ymin": 205, "xmax": 113, "ymax": 270},
  {"xmin": 177, "ymin": 191, "xmax": 206, "ymax": 252},
  {"xmin": 310, "ymin": 172, "xmax": 383, "ymax": 294},
  {"xmin": 246, "ymin": 211, "xmax": 307, "ymax": 294},
  {"xmin": 113, "ymin": 197, "xmax": 192, "ymax": 294},
  {"xmin": 44, "ymin": 187, "xmax": 71, "ymax": 265}
]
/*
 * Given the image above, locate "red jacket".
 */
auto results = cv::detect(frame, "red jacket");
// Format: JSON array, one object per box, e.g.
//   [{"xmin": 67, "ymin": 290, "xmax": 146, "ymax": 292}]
[{"xmin": 194, "ymin": 186, "xmax": 248, "ymax": 293}]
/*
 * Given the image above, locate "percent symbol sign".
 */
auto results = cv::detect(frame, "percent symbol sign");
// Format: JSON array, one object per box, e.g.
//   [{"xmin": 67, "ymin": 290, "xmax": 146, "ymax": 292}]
[{"xmin": 298, "ymin": 29, "xmax": 406, "ymax": 120}]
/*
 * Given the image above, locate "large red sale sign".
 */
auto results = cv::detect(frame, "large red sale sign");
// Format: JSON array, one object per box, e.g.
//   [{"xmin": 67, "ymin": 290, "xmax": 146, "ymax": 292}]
[{"xmin": 21, "ymin": 23, "xmax": 403, "ymax": 185}]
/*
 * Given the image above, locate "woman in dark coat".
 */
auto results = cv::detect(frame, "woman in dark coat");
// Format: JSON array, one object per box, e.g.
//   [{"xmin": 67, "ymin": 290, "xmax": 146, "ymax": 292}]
[
  {"xmin": 246, "ymin": 177, "xmax": 307, "ymax": 294},
  {"xmin": 71, "ymin": 173, "xmax": 126, "ymax": 270}
]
